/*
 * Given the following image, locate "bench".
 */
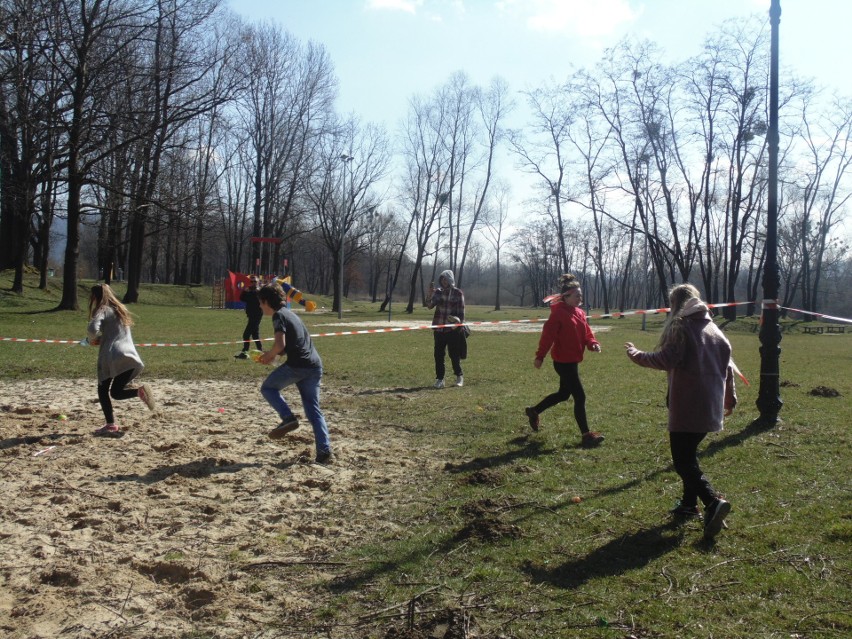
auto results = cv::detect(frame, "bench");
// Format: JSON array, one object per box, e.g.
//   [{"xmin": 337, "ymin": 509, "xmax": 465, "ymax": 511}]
[
  {"xmin": 826, "ymin": 326, "xmax": 846, "ymax": 334},
  {"xmin": 803, "ymin": 326, "xmax": 824, "ymax": 334}
]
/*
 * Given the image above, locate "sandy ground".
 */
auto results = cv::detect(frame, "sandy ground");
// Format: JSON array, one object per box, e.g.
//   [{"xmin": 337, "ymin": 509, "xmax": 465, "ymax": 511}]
[{"xmin": 0, "ymin": 378, "xmax": 443, "ymax": 639}]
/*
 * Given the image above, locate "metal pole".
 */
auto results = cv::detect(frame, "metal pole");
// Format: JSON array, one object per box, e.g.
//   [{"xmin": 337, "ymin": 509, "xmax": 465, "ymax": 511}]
[{"xmin": 755, "ymin": 0, "xmax": 783, "ymax": 427}]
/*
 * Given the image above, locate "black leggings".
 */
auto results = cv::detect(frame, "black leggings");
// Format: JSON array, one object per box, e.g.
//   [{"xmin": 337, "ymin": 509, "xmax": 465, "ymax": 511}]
[
  {"xmin": 242, "ymin": 316, "xmax": 263, "ymax": 352},
  {"xmin": 669, "ymin": 431, "xmax": 718, "ymax": 508},
  {"xmin": 97, "ymin": 369, "xmax": 139, "ymax": 424},
  {"xmin": 533, "ymin": 361, "xmax": 589, "ymax": 434}
]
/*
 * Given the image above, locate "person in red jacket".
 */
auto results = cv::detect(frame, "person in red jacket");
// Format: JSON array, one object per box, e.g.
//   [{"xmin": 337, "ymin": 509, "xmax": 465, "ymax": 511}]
[{"xmin": 525, "ymin": 273, "xmax": 604, "ymax": 447}]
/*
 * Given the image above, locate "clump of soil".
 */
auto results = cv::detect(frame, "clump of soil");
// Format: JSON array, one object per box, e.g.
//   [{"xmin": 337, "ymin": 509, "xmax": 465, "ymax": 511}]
[
  {"xmin": 809, "ymin": 386, "xmax": 840, "ymax": 397},
  {"xmin": 384, "ymin": 608, "xmax": 481, "ymax": 639}
]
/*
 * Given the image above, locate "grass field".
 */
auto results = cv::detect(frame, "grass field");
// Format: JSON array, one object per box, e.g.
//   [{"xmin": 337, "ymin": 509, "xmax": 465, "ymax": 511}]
[{"xmin": 1, "ymin": 272, "xmax": 850, "ymax": 638}]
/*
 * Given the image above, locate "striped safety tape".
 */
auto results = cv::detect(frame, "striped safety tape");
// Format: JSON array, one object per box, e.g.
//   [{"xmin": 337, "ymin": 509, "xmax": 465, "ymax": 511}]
[{"xmin": 0, "ymin": 300, "xmax": 759, "ymax": 346}]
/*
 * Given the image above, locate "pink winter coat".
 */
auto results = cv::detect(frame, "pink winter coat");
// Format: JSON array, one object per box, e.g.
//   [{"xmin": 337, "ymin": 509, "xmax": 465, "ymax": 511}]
[{"xmin": 626, "ymin": 311, "xmax": 737, "ymax": 433}]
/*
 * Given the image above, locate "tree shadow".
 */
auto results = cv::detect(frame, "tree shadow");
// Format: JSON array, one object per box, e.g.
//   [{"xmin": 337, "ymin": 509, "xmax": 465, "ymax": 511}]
[
  {"xmin": 98, "ymin": 457, "xmax": 262, "ymax": 484},
  {"xmin": 521, "ymin": 523, "xmax": 685, "ymax": 589}
]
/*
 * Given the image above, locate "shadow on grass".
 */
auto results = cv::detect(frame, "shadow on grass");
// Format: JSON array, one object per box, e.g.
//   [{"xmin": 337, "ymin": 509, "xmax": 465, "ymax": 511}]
[
  {"xmin": 702, "ymin": 419, "xmax": 775, "ymax": 458},
  {"xmin": 98, "ymin": 458, "xmax": 262, "ymax": 484},
  {"xmin": 328, "ymin": 423, "xmax": 766, "ymax": 596},
  {"xmin": 521, "ymin": 523, "xmax": 685, "ymax": 589},
  {"xmin": 355, "ymin": 386, "xmax": 432, "ymax": 395},
  {"xmin": 0, "ymin": 432, "xmax": 78, "ymax": 450},
  {"xmin": 443, "ymin": 436, "xmax": 557, "ymax": 473}
]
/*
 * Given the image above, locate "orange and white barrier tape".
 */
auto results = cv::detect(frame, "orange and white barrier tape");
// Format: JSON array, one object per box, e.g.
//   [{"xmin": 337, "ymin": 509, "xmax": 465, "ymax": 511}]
[
  {"xmin": 0, "ymin": 301, "xmax": 758, "ymax": 345},
  {"xmin": 779, "ymin": 306, "xmax": 852, "ymax": 324}
]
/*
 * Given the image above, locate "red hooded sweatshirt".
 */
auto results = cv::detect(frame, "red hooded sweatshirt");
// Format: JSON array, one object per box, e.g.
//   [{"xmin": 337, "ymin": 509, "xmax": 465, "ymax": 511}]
[{"xmin": 535, "ymin": 301, "xmax": 600, "ymax": 364}]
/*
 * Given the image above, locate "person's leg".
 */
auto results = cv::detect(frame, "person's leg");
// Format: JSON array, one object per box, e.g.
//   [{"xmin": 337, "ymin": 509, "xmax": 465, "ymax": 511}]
[
  {"xmin": 261, "ymin": 364, "xmax": 298, "ymax": 420},
  {"xmin": 433, "ymin": 332, "xmax": 448, "ymax": 380},
  {"xmin": 109, "ymin": 369, "xmax": 138, "ymax": 401},
  {"xmin": 562, "ymin": 365, "xmax": 589, "ymax": 434},
  {"xmin": 447, "ymin": 331, "xmax": 463, "ymax": 377},
  {"xmin": 669, "ymin": 431, "xmax": 714, "ymax": 508},
  {"xmin": 295, "ymin": 366, "xmax": 331, "ymax": 455},
  {"xmin": 249, "ymin": 317, "xmax": 263, "ymax": 351},
  {"xmin": 98, "ymin": 378, "xmax": 115, "ymax": 424},
  {"xmin": 533, "ymin": 361, "xmax": 575, "ymax": 414},
  {"xmin": 241, "ymin": 319, "xmax": 253, "ymax": 352}
]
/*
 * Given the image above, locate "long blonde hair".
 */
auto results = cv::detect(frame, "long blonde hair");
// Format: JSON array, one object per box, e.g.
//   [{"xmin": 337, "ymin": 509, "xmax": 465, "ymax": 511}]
[
  {"xmin": 88, "ymin": 284, "xmax": 134, "ymax": 327},
  {"xmin": 658, "ymin": 283, "xmax": 702, "ymax": 353}
]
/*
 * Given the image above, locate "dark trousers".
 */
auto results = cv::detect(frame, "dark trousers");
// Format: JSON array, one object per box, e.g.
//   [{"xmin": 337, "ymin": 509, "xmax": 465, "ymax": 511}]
[
  {"xmin": 97, "ymin": 369, "xmax": 138, "ymax": 424},
  {"xmin": 434, "ymin": 330, "xmax": 462, "ymax": 380},
  {"xmin": 242, "ymin": 315, "xmax": 263, "ymax": 352},
  {"xmin": 533, "ymin": 361, "xmax": 589, "ymax": 434},
  {"xmin": 669, "ymin": 431, "xmax": 718, "ymax": 508}
]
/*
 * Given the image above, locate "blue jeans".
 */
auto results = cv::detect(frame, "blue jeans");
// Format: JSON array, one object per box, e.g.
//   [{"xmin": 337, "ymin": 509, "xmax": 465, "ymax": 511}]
[{"xmin": 261, "ymin": 364, "xmax": 331, "ymax": 454}]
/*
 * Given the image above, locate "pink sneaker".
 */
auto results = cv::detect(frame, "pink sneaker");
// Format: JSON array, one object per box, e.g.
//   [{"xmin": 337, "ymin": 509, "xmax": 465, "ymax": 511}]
[{"xmin": 93, "ymin": 424, "xmax": 121, "ymax": 438}]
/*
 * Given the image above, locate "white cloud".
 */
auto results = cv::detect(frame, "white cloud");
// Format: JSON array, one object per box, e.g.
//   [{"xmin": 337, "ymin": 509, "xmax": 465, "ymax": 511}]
[
  {"xmin": 521, "ymin": 0, "xmax": 641, "ymax": 38},
  {"xmin": 365, "ymin": 0, "xmax": 424, "ymax": 14}
]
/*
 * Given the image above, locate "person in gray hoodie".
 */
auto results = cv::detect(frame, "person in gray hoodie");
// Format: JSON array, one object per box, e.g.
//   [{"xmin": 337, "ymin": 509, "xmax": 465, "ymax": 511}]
[
  {"xmin": 427, "ymin": 269, "xmax": 465, "ymax": 388},
  {"xmin": 624, "ymin": 283, "xmax": 737, "ymax": 539}
]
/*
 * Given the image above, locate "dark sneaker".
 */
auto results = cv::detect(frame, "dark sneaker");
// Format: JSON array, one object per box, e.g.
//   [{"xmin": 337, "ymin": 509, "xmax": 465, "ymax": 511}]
[
  {"xmin": 234, "ymin": 352, "xmax": 248, "ymax": 359},
  {"xmin": 670, "ymin": 500, "xmax": 702, "ymax": 521},
  {"xmin": 315, "ymin": 450, "xmax": 333, "ymax": 464},
  {"xmin": 268, "ymin": 416, "xmax": 299, "ymax": 439},
  {"xmin": 703, "ymin": 499, "xmax": 731, "ymax": 539},
  {"xmin": 525, "ymin": 407, "xmax": 540, "ymax": 432},
  {"xmin": 581, "ymin": 431, "xmax": 605, "ymax": 447}
]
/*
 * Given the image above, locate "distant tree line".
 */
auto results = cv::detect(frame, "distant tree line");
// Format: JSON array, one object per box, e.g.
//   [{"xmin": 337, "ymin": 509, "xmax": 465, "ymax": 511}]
[{"xmin": 1, "ymin": 2, "xmax": 849, "ymax": 317}]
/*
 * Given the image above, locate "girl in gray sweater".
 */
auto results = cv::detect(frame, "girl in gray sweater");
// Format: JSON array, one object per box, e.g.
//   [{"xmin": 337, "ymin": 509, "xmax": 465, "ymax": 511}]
[{"xmin": 87, "ymin": 284, "xmax": 155, "ymax": 436}]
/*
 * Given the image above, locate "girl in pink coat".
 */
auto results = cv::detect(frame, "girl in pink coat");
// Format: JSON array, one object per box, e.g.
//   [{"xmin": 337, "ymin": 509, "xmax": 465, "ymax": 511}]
[
  {"xmin": 624, "ymin": 283, "xmax": 737, "ymax": 540},
  {"xmin": 525, "ymin": 274, "xmax": 604, "ymax": 448}
]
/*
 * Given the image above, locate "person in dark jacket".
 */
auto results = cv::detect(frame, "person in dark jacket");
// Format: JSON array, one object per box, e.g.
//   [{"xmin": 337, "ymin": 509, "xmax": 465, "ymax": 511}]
[
  {"xmin": 525, "ymin": 273, "xmax": 604, "ymax": 447},
  {"xmin": 235, "ymin": 275, "xmax": 264, "ymax": 358},
  {"xmin": 427, "ymin": 270, "xmax": 466, "ymax": 388},
  {"xmin": 624, "ymin": 283, "xmax": 737, "ymax": 539}
]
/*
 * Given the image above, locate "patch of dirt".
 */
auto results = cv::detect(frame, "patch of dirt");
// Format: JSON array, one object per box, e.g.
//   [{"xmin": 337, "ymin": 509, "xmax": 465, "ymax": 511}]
[
  {"xmin": 383, "ymin": 608, "xmax": 481, "ymax": 639},
  {"xmin": 456, "ymin": 498, "xmax": 522, "ymax": 542},
  {"xmin": 0, "ymin": 378, "xmax": 443, "ymax": 638},
  {"xmin": 809, "ymin": 386, "xmax": 841, "ymax": 397}
]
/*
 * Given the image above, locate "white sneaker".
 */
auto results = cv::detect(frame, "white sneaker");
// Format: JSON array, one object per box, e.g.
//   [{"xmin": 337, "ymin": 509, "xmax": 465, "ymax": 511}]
[
  {"xmin": 433, "ymin": 379, "xmax": 445, "ymax": 389},
  {"xmin": 455, "ymin": 375, "xmax": 464, "ymax": 387}
]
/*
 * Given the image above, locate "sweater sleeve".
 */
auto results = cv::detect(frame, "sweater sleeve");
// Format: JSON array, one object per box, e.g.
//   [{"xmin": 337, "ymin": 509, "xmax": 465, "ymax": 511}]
[
  {"xmin": 87, "ymin": 312, "xmax": 104, "ymax": 341},
  {"xmin": 583, "ymin": 313, "xmax": 599, "ymax": 350},
  {"xmin": 626, "ymin": 341, "xmax": 680, "ymax": 371},
  {"xmin": 724, "ymin": 364, "xmax": 738, "ymax": 411}
]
